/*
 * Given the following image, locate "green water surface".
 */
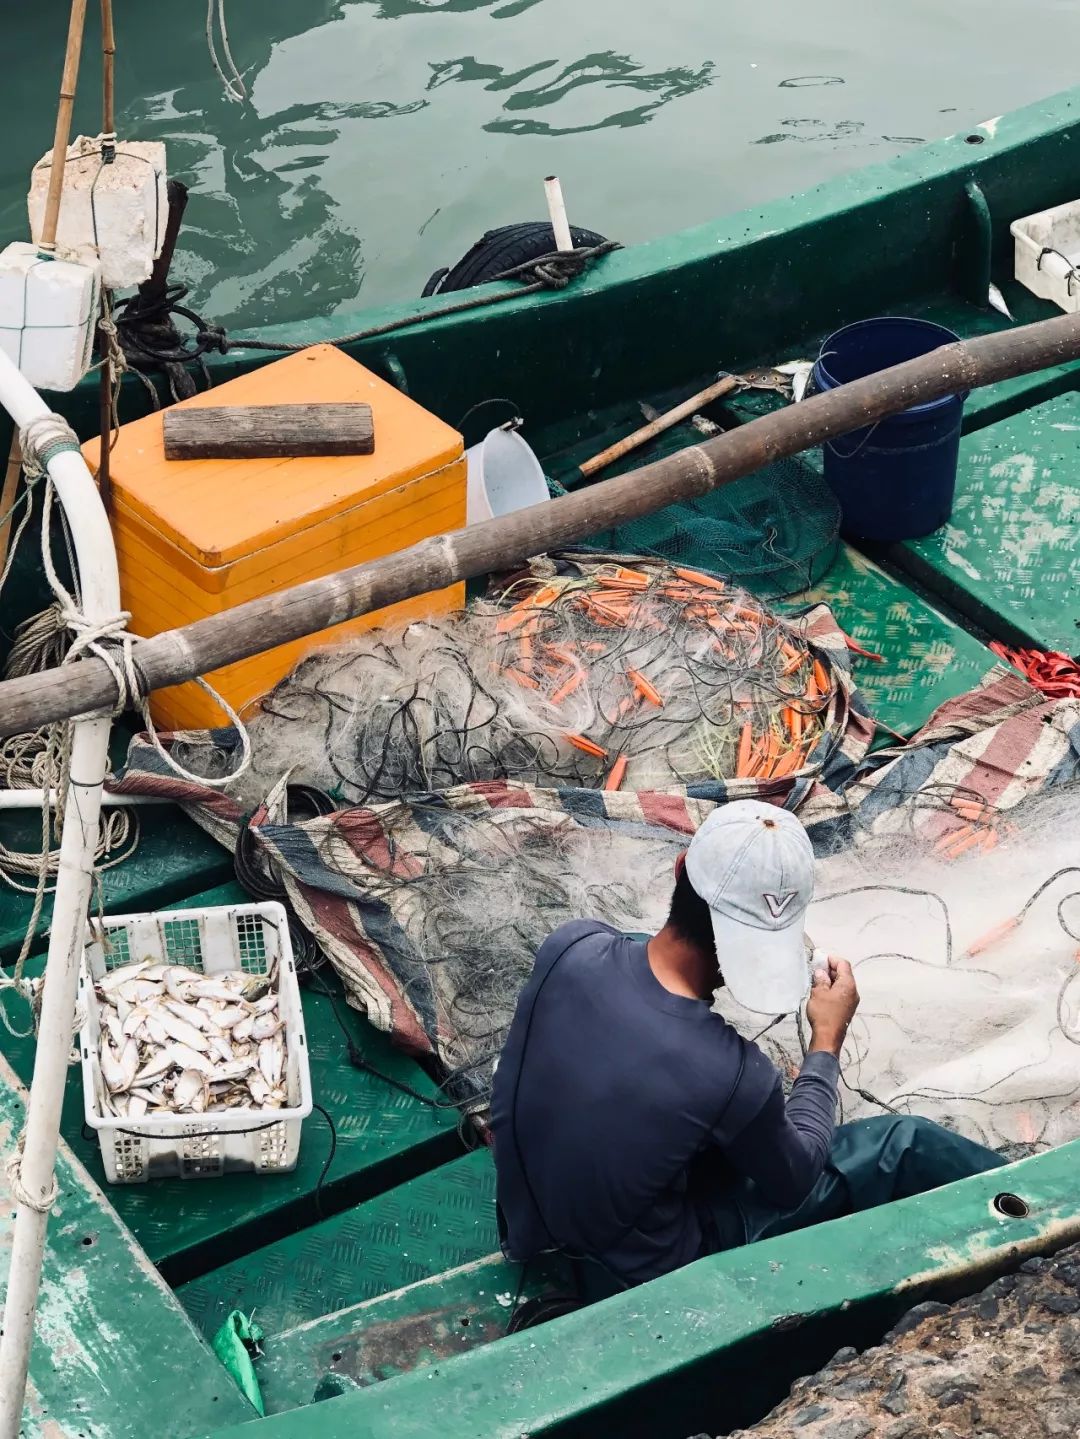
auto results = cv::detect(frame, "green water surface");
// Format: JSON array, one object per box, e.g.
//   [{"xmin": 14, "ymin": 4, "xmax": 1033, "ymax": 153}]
[{"xmin": 3, "ymin": 1, "xmax": 1079, "ymax": 332}]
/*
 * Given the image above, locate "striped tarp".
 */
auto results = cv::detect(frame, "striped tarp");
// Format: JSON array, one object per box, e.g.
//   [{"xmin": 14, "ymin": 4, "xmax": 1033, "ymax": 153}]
[{"xmin": 108, "ymin": 603, "xmax": 1080, "ymax": 1087}]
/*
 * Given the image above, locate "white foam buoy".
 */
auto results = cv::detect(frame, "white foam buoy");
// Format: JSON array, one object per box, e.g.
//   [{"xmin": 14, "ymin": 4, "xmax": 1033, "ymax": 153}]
[
  {"xmin": 465, "ymin": 426, "xmax": 550, "ymax": 525},
  {"xmin": 0, "ymin": 241, "xmax": 100, "ymax": 392},
  {"xmin": 27, "ymin": 134, "xmax": 167, "ymax": 290}
]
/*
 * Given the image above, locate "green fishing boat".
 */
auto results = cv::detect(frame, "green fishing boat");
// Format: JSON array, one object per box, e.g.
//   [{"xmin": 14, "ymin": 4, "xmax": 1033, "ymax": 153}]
[{"xmin": 5, "ymin": 66, "xmax": 1080, "ymax": 1439}]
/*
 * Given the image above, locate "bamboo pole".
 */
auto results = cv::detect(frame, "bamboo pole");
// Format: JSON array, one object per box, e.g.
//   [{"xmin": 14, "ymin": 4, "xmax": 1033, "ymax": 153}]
[
  {"xmin": 100, "ymin": 0, "xmax": 115, "ymax": 139},
  {"xmin": 3, "ymin": 308, "xmax": 1080, "ymax": 736},
  {"xmin": 39, "ymin": 0, "xmax": 90, "ymax": 250},
  {"xmin": 96, "ymin": 0, "xmax": 117, "ymax": 515},
  {"xmin": 0, "ymin": 435, "xmax": 23, "ymax": 576}
]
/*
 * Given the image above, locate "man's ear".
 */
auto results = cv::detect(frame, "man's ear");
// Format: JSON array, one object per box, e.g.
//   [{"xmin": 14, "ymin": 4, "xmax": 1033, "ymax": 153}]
[{"xmin": 674, "ymin": 851, "xmax": 687, "ymax": 878}]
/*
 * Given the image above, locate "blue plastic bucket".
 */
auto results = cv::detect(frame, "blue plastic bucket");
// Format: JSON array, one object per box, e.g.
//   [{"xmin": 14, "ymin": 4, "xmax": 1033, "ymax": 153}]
[{"xmin": 812, "ymin": 317, "xmax": 966, "ymax": 542}]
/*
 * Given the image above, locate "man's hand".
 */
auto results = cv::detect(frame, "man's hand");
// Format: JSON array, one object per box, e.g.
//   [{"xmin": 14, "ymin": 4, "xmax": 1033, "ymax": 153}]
[{"xmin": 806, "ymin": 956, "xmax": 859, "ymax": 1057}]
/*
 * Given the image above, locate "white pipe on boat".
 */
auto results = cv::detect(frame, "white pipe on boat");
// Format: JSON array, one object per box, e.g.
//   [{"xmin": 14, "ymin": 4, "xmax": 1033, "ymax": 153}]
[
  {"xmin": 544, "ymin": 175, "xmax": 573, "ymax": 253},
  {"xmin": 0, "ymin": 345, "xmax": 119, "ymax": 1439},
  {"xmin": 0, "ymin": 788, "xmax": 163, "ymax": 810}
]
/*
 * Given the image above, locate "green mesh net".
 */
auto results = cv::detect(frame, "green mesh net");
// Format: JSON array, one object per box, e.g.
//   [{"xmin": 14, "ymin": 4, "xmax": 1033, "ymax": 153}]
[{"xmin": 549, "ymin": 456, "xmax": 840, "ymax": 600}]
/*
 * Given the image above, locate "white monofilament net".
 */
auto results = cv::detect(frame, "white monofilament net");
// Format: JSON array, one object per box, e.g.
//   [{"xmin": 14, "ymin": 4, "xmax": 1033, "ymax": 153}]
[{"xmin": 716, "ymin": 786, "xmax": 1080, "ymax": 1155}]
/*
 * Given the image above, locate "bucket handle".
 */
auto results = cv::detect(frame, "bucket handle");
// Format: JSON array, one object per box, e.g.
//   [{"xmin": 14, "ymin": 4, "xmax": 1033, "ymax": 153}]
[
  {"xmin": 825, "ymin": 422, "xmax": 882, "ymax": 460},
  {"xmin": 456, "ymin": 396, "xmax": 523, "ymax": 442},
  {"xmin": 808, "ymin": 352, "xmax": 882, "ymax": 458}
]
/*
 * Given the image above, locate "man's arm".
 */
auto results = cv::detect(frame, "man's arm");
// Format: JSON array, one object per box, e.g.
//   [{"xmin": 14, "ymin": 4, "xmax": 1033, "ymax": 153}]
[
  {"xmin": 720, "ymin": 958, "xmax": 859, "ymax": 1208},
  {"xmin": 722, "ymin": 1052, "xmax": 839, "ymax": 1208}
]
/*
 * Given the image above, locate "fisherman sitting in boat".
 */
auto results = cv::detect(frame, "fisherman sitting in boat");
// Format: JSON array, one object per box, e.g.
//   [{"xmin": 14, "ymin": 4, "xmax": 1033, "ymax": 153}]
[{"xmin": 491, "ymin": 800, "xmax": 1004, "ymax": 1290}]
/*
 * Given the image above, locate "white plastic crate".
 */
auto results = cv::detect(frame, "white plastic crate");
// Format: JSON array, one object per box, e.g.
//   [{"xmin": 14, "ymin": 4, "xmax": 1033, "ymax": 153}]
[
  {"xmin": 1011, "ymin": 200, "xmax": 1080, "ymax": 314},
  {"xmin": 78, "ymin": 901, "xmax": 312, "ymax": 1184}
]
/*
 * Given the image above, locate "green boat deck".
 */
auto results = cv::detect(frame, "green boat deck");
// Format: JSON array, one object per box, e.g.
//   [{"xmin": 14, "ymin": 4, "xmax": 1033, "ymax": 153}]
[
  {"xmin": 0, "ymin": 1052, "xmax": 253, "ymax": 1438},
  {"xmin": 7, "ymin": 79, "xmax": 1080, "ymax": 1439}
]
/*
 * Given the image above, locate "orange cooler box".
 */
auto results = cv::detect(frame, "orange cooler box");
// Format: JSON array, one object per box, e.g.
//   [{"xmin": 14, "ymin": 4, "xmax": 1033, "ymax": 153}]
[{"xmin": 84, "ymin": 344, "xmax": 467, "ymax": 731}]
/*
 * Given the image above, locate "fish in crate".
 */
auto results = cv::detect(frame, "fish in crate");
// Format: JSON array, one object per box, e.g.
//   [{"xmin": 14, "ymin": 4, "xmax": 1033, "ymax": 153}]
[{"xmin": 78, "ymin": 902, "xmax": 312, "ymax": 1182}]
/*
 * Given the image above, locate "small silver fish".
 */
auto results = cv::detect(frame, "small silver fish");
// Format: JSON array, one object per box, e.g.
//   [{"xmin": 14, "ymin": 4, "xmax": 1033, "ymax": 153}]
[
  {"xmin": 208, "ymin": 1032, "xmax": 236, "ymax": 1065},
  {"xmin": 167, "ymin": 1043, "xmax": 217, "ymax": 1079},
  {"xmin": 212, "ymin": 1005, "xmax": 249, "ymax": 1029},
  {"xmin": 164, "ymin": 966, "xmax": 198, "ymax": 1002},
  {"xmin": 157, "ymin": 1010, "xmax": 210, "ymax": 1052},
  {"xmin": 232, "ymin": 1014, "xmax": 255, "ymax": 1043},
  {"xmin": 191, "ymin": 977, "xmax": 247, "ymax": 1004},
  {"xmin": 122, "ymin": 1005, "xmax": 150, "ymax": 1039},
  {"xmin": 99, "ymin": 961, "xmax": 150, "ymax": 993},
  {"xmin": 251, "ymin": 1012, "xmax": 283, "ymax": 1042},
  {"xmin": 164, "ymin": 997, "xmax": 213, "ymax": 1032},
  {"xmin": 100, "ymin": 1039, "xmax": 128, "ymax": 1094},
  {"xmin": 258, "ymin": 1033, "xmax": 285, "ymax": 1089},
  {"xmin": 145, "ymin": 1014, "xmax": 169, "ymax": 1046},
  {"xmin": 173, "ymin": 1069, "xmax": 209, "ymax": 1114}
]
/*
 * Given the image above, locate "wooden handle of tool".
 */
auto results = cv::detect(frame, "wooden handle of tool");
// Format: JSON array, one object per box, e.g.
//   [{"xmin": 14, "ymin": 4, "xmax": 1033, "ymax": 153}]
[
  {"xmin": 578, "ymin": 374, "xmax": 739, "ymax": 479},
  {"xmin": 41, "ymin": 0, "xmax": 90, "ymax": 248},
  {"xmin": 0, "ymin": 435, "xmax": 22, "ymax": 576}
]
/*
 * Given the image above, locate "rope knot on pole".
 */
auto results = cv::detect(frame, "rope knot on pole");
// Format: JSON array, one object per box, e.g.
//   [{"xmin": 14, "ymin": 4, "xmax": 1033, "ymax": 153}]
[
  {"xmin": 4, "ymin": 1132, "xmax": 59, "ymax": 1215},
  {"xmin": 18, "ymin": 415, "xmax": 81, "ymax": 481}
]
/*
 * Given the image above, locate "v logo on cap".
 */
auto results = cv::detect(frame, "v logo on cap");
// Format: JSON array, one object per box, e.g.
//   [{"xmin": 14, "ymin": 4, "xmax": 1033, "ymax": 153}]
[{"xmin": 763, "ymin": 890, "xmax": 798, "ymax": 919}]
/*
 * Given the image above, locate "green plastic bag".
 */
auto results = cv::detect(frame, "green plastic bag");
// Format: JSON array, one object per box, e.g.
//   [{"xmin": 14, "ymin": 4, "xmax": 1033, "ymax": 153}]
[{"xmin": 211, "ymin": 1310, "xmax": 266, "ymax": 1417}]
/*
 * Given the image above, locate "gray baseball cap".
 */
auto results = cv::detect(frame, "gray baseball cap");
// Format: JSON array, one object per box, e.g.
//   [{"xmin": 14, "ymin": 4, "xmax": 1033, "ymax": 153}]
[{"xmin": 684, "ymin": 800, "xmax": 815, "ymax": 1014}]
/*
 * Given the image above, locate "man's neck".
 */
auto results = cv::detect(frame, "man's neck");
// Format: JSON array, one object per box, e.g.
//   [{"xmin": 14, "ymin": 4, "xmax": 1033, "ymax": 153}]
[{"xmin": 646, "ymin": 925, "xmax": 717, "ymax": 1001}]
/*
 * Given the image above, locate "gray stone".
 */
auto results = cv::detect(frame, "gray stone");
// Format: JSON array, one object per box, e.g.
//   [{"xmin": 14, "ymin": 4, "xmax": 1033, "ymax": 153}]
[
  {"xmin": 976, "ymin": 1297, "xmax": 1000, "ymax": 1321},
  {"xmin": 937, "ymin": 1387, "xmax": 975, "ymax": 1408},
  {"xmin": 882, "ymin": 1423, "xmax": 919, "ymax": 1439},
  {"xmin": 827, "ymin": 1346, "xmax": 858, "ymax": 1367},
  {"xmin": 827, "ymin": 1375, "xmax": 875, "ymax": 1400},
  {"xmin": 1022, "ymin": 1257, "xmax": 1053, "ymax": 1275},
  {"xmin": 791, "ymin": 1405, "xmax": 829, "ymax": 1427},
  {"xmin": 1042, "ymin": 1294, "xmax": 1080, "ymax": 1315},
  {"xmin": 922, "ymin": 1375, "xmax": 973, "ymax": 1398},
  {"xmin": 988, "ymin": 1273, "xmax": 1018, "ymax": 1297},
  {"xmin": 886, "ymin": 1300, "xmax": 950, "ymax": 1339},
  {"xmin": 881, "ymin": 1375, "xmax": 908, "ymax": 1416},
  {"xmin": 821, "ymin": 1421, "xmax": 872, "ymax": 1439}
]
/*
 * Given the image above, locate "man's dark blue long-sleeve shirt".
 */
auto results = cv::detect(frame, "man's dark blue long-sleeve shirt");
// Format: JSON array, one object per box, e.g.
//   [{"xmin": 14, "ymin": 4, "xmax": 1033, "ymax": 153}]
[{"xmin": 490, "ymin": 921, "xmax": 838, "ymax": 1286}]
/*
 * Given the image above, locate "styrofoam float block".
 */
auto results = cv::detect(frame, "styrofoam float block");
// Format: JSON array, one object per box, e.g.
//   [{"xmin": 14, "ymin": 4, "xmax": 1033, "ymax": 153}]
[
  {"xmin": 0, "ymin": 241, "xmax": 100, "ymax": 392},
  {"xmin": 28, "ymin": 134, "xmax": 167, "ymax": 291}
]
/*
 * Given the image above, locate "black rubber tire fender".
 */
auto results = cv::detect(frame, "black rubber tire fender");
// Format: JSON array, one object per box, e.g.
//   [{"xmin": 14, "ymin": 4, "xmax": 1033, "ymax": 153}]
[{"xmin": 422, "ymin": 221, "xmax": 609, "ymax": 296}]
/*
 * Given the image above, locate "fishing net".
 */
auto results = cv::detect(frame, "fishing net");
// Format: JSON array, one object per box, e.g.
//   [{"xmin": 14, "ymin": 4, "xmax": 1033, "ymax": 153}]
[
  {"xmin": 110, "ymin": 556, "xmax": 1080, "ymax": 1148},
  {"xmin": 718, "ymin": 783, "xmax": 1080, "ymax": 1155},
  {"xmin": 213, "ymin": 554, "xmax": 866, "ymax": 811},
  {"xmin": 551, "ymin": 461, "xmax": 841, "ymax": 600}
]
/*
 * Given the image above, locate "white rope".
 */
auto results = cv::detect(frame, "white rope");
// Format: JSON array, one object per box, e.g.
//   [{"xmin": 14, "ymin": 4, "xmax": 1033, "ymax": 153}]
[
  {"xmin": 35, "ymin": 478, "xmax": 252, "ymax": 787},
  {"xmin": 206, "ymin": 0, "xmax": 247, "ymax": 103},
  {"xmin": 5, "ymin": 1131, "xmax": 58, "ymax": 1214}
]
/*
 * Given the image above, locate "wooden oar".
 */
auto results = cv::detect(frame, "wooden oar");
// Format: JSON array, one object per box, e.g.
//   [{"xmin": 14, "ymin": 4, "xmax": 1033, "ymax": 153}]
[
  {"xmin": 578, "ymin": 373, "xmax": 739, "ymax": 478},
  {"xmin": 3, "ymin": 307, "xmax": 1080, "ymax": 736}
]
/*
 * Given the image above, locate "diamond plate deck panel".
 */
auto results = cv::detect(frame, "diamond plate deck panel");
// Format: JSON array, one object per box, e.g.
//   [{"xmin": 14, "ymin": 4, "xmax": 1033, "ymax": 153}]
[
  {"xmin": 780, "ymin": 541, "xmax": 996, "ymax": 737},
  {"xmin": 0, "ymin": 883, "xmax": 461, "ymax": 1281},
  {"xmin": 257, "ymin": 1251, "xmax": 571, "ymax": 1414},
  {"xmin": 0, "ymin": 1050, "xmax": 253, "ymax": 1437},
  {"xmin": 889, "ymin": 390, "xmax": 1080, "ymax": 655},
  {"xmin": 177, "ymin": 1148, "xmax": 497, "ymax": 1341}
]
